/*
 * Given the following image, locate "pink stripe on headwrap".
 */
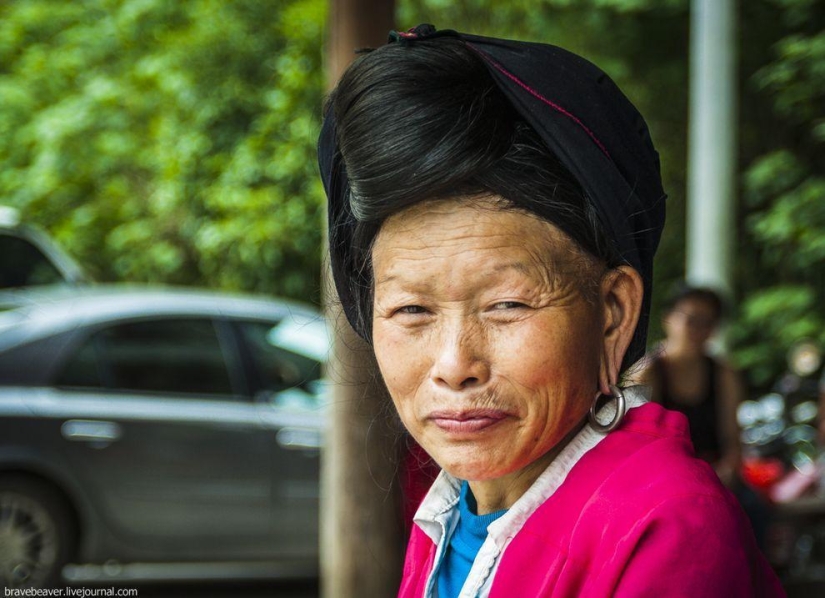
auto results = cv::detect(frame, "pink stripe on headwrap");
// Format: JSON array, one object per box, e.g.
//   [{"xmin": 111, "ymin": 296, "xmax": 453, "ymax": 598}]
[{"xmin": 467, "ymin": 43, "xmax": 612, "ymax": 160}]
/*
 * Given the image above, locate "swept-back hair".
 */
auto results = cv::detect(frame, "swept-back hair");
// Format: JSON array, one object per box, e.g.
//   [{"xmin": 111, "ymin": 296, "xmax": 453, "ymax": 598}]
[{"xmin": 326, "ymin": 38, "xmax": 621, "ymax": 353}]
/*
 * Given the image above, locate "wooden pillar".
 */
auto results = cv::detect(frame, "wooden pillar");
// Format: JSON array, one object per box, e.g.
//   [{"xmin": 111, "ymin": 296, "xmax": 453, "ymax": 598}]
[
  {"xmin": 321, "ymin": 2, "xmax": 400, "ymax": 598},
  {"xmin": 327, "ymin": 0, "xmax": 395, "ymax": 87}
]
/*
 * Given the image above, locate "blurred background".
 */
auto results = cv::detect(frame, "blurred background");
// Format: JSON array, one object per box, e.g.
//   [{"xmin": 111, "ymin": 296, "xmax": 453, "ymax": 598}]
[
  {"xmin": 1, "ymin": 0, "xmax": 823, "ymax": 388},
  {"xmin": 0, "ymin": 0, "xmax": 823, "ymax": 596}
]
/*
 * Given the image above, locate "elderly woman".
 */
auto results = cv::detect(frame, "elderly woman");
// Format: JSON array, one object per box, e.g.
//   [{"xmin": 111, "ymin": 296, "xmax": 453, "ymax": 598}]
[{"xmin": 319, "ymin": 25, "xmax": 782, "ymax": 597}]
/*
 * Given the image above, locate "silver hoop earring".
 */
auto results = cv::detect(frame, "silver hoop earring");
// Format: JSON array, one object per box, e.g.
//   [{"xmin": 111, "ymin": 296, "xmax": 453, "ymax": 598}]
[{"xmin": 588, "ymin": 384, "xmax": 627, "ymax": 434}]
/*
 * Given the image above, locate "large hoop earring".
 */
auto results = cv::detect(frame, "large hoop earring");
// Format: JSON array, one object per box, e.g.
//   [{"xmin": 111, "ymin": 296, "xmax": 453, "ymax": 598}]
[{"xmin": 588, "ymin": 384, "xmax": 627, "ymax": 434}]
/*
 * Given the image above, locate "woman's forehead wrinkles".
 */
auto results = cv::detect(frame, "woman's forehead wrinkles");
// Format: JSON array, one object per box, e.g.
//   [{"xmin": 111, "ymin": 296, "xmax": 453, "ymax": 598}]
[
  {"xmin": 375, "ymin": 273, "xmax": 398, "ymax": 287},
  {"xmin": 493, "ymin": 261, "xmax": 530, "ymax": 274},
  {"xmin": 371, "ymin": 197, "xmax": 596, "ymax": 294},
  {"xmin": 376, "ymin": 260, "xmax": 530, "ymax": 286},
  {"xmin": 377, "ymin": 218, "xmax": 564, "ymax": 256},
  {"xmin": 374, "ymin": 257, "xmax": 579, "ymax": 298}
]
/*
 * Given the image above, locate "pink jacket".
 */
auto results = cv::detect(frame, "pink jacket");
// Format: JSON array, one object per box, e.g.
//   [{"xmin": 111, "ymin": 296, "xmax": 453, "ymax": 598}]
[{"xmin": 399, "ymin": 402, "xmax": 784, "ymax": 597}]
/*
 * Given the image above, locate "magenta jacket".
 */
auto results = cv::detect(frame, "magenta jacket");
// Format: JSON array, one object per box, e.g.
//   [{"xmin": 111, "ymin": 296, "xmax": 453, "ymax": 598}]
[{"xmin": 399, "ymin": 402, "xmax": 784, "ymax": 597}]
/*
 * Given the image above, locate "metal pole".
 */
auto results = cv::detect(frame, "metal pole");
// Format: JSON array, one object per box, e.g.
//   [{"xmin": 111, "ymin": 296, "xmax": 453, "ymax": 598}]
[
  {"xmin": 687, "ymin": 0, "xmax": 738, "ymax": 294},
  {"xmin": 322, "ymin": 2, "xmax": 400, "ymax": 598}
]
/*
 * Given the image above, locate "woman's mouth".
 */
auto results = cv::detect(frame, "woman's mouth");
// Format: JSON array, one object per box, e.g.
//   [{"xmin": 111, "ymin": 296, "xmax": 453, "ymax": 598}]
[{"xmin": 428, "ymin": 409, "xmax": 510, "ymax": 435}]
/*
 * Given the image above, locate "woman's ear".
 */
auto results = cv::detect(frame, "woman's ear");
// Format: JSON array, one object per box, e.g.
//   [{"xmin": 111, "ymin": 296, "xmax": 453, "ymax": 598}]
[{"xmin": 598, "ymin": 266, "xmax": 644, "ymax": 395}]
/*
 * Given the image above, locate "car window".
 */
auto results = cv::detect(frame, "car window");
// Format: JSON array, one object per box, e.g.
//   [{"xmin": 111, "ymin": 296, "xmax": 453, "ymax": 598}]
[
  {"xmin": 0, "ymin": 234, "xmax": 64, "ymax": 288},
  {"xmin": 266, "ymin": 314, "xmax": 330, "ymax": 362},
  {"xmin": 57, "ymin": 338, "xmax": 102, "ymax": 388},
  {"xmin": 56, "ymin": 318, "xmax": 233, "ymax": 396},
  {"xmin": 237, "ymin": 320, "xmax": 322, "ymax": 398}
]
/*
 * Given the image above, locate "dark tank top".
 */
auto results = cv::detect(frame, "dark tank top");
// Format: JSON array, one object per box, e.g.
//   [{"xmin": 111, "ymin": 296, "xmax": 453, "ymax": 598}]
[{"xmin": 655, "ymin": 355, "xmax": 722, "ymax": 463}]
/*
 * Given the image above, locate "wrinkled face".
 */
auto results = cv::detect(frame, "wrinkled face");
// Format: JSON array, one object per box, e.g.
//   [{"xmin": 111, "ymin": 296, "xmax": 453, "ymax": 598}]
[{"xmin": 371, "ymin": 197, "xmax": 606, "ymax": 482}]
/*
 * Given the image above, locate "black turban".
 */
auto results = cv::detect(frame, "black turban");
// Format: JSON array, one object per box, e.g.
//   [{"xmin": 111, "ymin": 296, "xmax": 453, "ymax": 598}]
[{"xmin": 319, "ymin": 24, "xmax": 667, "ymax": 367}]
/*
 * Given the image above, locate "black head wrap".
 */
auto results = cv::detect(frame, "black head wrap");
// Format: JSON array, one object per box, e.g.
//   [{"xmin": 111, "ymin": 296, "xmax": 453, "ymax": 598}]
[{"xmin": 319, "ymin": 24, "xmax": 666, "ymax": 368}]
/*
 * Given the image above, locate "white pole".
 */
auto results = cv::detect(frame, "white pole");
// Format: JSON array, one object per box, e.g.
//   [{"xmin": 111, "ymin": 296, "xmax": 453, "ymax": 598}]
[{"xmin": 687, "ymin": 0, "xmax": 738, "ymax": 294}]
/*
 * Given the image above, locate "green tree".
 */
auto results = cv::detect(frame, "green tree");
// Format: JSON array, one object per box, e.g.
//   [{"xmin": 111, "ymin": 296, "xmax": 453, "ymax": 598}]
[
  {"xmin": 732, "ymin": 0, "xmax": 825, "ymax": 387},
  {"xmin": 0, "ymin": 0, "xmax": 328, "ymax": 300}
]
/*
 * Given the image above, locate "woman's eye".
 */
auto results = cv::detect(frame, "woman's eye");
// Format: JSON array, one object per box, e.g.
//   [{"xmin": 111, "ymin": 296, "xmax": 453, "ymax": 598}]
[
  {"xmin": 491, "ymin": 301, "xmax": 526, "ymax": 310},
  {"xmin": 395, "ymin": 305, "xmax": 427, "ymax": 315}
]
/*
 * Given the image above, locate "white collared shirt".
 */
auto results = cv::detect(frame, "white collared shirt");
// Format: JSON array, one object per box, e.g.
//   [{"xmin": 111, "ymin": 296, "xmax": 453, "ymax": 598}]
[{"xmin": 412, "ymin": 386, "xmax": 649, "ymax": 598}]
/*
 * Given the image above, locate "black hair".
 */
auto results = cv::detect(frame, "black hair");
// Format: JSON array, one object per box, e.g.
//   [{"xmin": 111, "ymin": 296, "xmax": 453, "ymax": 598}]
[
  {"xmin": 329, "ymin": 38, "xmax": 624, "ymax": 352},
  {"xmin": 664, "ymin": 285, "xmax": 726, "ymax": 323}
]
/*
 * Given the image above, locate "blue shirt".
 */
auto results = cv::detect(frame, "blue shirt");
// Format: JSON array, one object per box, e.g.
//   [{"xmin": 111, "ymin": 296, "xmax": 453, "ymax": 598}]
[{"xmin": 436, "ymin": 482, "xmax": 508, "ymax": 598}]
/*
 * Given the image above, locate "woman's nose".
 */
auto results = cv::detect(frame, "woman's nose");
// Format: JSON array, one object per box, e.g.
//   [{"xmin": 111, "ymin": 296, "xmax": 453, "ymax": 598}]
[{"xmin": 430, "ymin": 322, "xmax": 490, "ymax": 391}]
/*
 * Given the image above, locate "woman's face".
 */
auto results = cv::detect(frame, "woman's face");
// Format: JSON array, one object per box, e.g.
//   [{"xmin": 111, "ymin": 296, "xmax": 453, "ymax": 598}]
[
  {"xmin": 371, "ymin": 197, "xmax": 605, "ymax": 482},
  {"xmin": 663, "ymin": 297, "xmax": 719, "ymax": 352}
]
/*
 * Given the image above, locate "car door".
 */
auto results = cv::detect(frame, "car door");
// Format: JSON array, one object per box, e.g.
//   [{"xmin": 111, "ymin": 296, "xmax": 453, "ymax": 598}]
[
  {"xmin": 43, "ymin": 316, "xmax": 278, "ymax": 561},
  {"xmin": 232, "ymin": 318, "xmax": 325, "ymax": 559}
]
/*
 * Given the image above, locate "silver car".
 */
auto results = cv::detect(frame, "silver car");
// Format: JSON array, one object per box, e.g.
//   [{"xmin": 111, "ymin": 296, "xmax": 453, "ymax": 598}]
[{"xmin": 0, "ymin": 286, "xmax": 328, "ymax": 588}]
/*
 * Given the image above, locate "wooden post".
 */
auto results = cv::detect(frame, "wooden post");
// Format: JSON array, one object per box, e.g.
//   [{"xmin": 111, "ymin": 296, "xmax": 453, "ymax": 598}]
[
  {"xmin": 321, "ymin": 2, "xmax": 400, "ymax": 598},
  {"xmin": 327, "ymin": 0, "xmax": 395, "ymax": 89}
]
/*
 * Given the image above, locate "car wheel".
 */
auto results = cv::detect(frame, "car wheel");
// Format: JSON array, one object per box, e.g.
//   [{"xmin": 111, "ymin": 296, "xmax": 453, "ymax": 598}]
[{"xmin": 0, "ymin": 476, "xmax": 76, "ymax": 589}]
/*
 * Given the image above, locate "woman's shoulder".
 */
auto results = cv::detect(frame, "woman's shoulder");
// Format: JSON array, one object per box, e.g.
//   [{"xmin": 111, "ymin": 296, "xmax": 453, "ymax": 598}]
[
  {"xmin": 551, "ymin": 401, "xmax": 734, "ymax": 521},
  {"xmin": 495, "ymin": 401, "xmax": 784, "ymax": 596},
  {"xmin": 603, "ymin": 401, "xmax": 729, "ymax": 496},
  {"xmin": 562, "ymin": 405, "xmax": 777, "ymax": 591},
  {"xmin": 529, "ymin": 401, "xmax": 733, "ymax": 532}
]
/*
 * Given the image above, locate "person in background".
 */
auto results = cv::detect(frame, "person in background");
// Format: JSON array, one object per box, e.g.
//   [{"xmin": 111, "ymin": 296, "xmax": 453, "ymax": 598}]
[
  {"xmin": 636, "ymin": 286, "xmax": 774, "ymax": 548},
  {"xmin": 637, "ymin": 286, "xmax": 744, "ymax": 486}
]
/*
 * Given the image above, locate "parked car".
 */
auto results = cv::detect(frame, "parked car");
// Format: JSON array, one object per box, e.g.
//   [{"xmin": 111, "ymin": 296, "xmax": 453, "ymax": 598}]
[
  {"xmin": 0, "ymin": 286, "xmax": 329, "ymax": 588},
  {"xmin": 0, "ymin": 206, "xmax": 88, "ymax": 290}
]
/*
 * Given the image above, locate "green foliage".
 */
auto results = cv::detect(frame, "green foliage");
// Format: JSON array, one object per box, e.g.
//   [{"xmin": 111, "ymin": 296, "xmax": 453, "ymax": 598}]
[
  {"xmin": 731, "ymin": 286, "xmax": 824, "ymax": 387},
  {"xmin": 731, "ymin": 0, "xmax": 825, "ymax": 387},
  {"xmin": 0, "ymin": 0, "xmax": 327, "ymax": 301},
  {"xmin": 754, "ymin": 30, "xmax": 825, "ymax": 123}
]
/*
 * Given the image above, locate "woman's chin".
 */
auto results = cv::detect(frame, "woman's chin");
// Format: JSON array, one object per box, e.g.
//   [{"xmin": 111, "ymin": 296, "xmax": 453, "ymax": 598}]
[{"xmin": 430, "ymin": 447, "xmax": 519, "ymax": 482}]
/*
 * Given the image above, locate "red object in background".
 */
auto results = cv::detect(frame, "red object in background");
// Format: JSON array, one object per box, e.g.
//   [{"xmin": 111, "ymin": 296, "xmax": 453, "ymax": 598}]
[
  {"xmin": 400, "ymin": 439, "xmax": 440, "ymax": 537},
  {"xmin": 741, "ymin": 457, "xmax": 785, "ymax": 492}
]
